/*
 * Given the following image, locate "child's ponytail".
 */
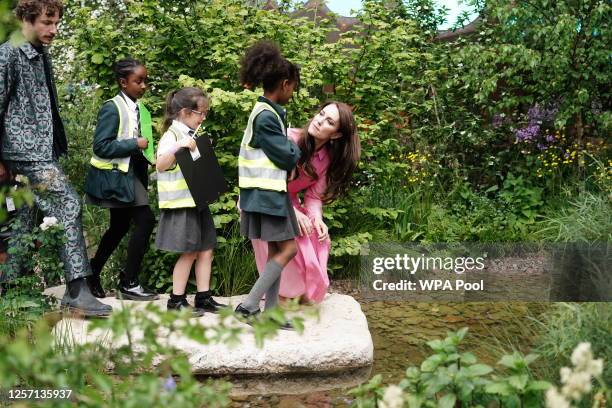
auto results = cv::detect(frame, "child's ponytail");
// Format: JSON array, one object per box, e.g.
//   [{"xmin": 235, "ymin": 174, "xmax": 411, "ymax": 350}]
[
  {"xmin": 162, "ymin": 87, "xmax": 209, "ymax": 133},
  {"xmin": 162, "ymin": 90, "xmax": 180, "ymax": 133}
]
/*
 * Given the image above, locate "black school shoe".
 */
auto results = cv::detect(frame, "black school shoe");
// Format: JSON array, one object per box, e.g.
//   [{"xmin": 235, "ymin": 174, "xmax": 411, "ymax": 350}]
[
  {"xmin": 167, "ymin": 295, "xmax": 204, "ymax": 317},
  {"xmin": 234, "ymin": 304, "xmax": 294, "ymax": 331},
  {"xmin": 234, "ymin": 303, "xmax": 260, "ymax": 318},
  {"xmin": 117, "ymin": 284, "xmax": 159, "ymax": 301},
  {"xmin": 194, "ymin": 291, "xmax": 227, "ymax": 313},
  {"xmin": 278, "ymin": 321, "xmax": 295, "ymax": 331}
]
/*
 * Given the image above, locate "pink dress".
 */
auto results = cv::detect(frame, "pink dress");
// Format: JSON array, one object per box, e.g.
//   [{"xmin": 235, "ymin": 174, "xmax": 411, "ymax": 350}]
[{"xmin": 251, "ymin": 128, "xmax": 331, "ymax": 302}]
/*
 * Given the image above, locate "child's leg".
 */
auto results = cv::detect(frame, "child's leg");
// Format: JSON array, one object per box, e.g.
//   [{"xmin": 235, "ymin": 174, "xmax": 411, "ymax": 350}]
[
  {"xmin": 91, "ymin": 208, "xmax": 131, "ymax": 271},
  {"xmin": 172, "ymin": 252, "xmax": 197, "ymax": 295},
  {"xmin": 242, "ymin": 239, "xmax": 297, "ymax": 312},
  {"xmin": 123, "ymin": 206, "xmax": 154, "ymax": 286},
  {"xmin": 194, "ymin": 249, "xmax": 213, "ymax": 292},
  {"xmin": 264, "ymin": 239, "xmax": 297, "ymax": 310}
]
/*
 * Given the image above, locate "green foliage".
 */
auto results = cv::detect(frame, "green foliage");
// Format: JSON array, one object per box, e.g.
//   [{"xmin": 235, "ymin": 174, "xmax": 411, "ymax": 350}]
[
  {"xmin": 0, "ymin": 302, "xmax": 304, "ymax": 406},
  {"xmin": 0, "ymin": 215, "xmax": 66, "ymax": 287},
  {"xmin": 457, "ymin": 0, "xmax": 610, "ymax": 136},
  {"xmin": 350, "ymin": 328, "xmax": 551, "ymax": 407},
  {"xmin": 0, "ymin": 0, "xmax": 19, "ymax": 43},
  {"xmin": 0, "ymin": 275, "xmax": 56, "ymax": 337}
]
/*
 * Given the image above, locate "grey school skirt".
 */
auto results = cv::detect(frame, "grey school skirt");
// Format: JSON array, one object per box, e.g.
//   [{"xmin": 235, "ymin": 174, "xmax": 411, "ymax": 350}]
[
  {"xmin": 240, "ymin": 205, "xmax": 299, "ymax": 242},
  {"xmin": 155, "ymin": 207, "xmax": 216, "ymax": 252}
]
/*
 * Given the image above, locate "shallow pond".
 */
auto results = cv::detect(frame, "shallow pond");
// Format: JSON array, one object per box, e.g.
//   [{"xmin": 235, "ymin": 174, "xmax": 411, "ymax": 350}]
[{"xmin": 227, "ymin": 299, "xmax": 545, "ymax": 407}]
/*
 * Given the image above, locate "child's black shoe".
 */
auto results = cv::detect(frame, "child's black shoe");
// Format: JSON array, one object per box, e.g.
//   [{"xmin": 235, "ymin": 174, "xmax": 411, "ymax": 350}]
[
  {"xmin": 194, "ymin": 291, "xmax": 227, "ymax": 313},
  {"xmin": 278, "ymin": 321, "xmax": 295, "ymax": 331},
  {"xmin": 234, "ymin": 303, "xmax": 260, "ymax": 318},
  {"xmin": 167, "ymin": 294, "xmax": 204, "ymax": 317}
]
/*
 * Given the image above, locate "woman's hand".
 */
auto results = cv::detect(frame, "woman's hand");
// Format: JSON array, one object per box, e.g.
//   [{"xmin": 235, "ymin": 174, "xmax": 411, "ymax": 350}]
[
  {"xmin": 295, "ymin": 209, "xmax": 313, "ymax": 236},
  {"xmin": 136, "ymin": 137, "xmax": 149, "ymax": 150},
  {"xmin": 312, "ymin": 217, "xmax": 329, "ymax": 242},
  {"xmin": 179, "ymin": 138, "xmax": 197, "ymax": 151}
]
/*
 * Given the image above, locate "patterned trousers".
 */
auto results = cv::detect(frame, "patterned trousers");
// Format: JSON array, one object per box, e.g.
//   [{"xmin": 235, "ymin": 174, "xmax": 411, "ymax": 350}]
[{"xmin": 3, "ymin": 160, "xmax": 91, "ymax": 282}]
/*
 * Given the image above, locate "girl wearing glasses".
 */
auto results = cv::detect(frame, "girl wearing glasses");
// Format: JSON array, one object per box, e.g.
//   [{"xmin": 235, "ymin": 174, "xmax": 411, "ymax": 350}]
[{"xmin": 155, "ymin": 87, "xmax": 225, "ymax": 315}]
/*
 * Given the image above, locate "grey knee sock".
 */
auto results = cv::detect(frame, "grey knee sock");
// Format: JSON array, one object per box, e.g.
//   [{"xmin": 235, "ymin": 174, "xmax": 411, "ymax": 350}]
[
  {"xmin": 264, "ymin": 276, "xmax": 281, "ymax": 310},
  {"xmin": 242, "ymin": 260, "xmax": 283, "ymax": 312}
]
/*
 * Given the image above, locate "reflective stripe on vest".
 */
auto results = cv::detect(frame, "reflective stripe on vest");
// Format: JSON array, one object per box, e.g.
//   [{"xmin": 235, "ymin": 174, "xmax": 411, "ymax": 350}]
[
  {"xmin": 157, "ymin": 127, "xmax": 196, "ymax": 209},
  {"xmin": 89, "ymin": 95, "xmax": 133, "ymax": 173},
  {"xmin": 238, "ymin": 102, "xmax": 287, "ymax": 192}
]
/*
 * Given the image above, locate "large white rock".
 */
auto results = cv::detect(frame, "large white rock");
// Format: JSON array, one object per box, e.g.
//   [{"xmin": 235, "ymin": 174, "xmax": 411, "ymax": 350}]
[{"xmin": 44, "ymin": 286, "xmax": 373, "ymax": 376}]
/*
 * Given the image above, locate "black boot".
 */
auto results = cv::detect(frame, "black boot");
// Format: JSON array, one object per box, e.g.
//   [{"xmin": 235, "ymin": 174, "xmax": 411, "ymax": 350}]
[
  {"xmin": 86, "ymin": 258, "xmax": 106, "ymax": 298},
  {"xmin": 167, "ymin": 294, "xmax": 204, "ymax": 317},
  {"xmin": 61, "ymin": 277, "xmax": 113, "ymax": 317},
  {"xmin": 194, "ymin": 291, "xmax": 227, "ymax": 313}
]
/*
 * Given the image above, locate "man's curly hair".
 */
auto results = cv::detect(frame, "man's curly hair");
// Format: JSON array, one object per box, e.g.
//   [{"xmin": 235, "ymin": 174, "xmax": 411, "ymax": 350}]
[{"xmin": 15, "ymin": 0, "xmax": 64, "ymax": 23}]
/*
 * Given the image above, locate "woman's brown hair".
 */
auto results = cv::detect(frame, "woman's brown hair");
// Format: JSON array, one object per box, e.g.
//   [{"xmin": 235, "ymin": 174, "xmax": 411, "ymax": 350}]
[{"xmin": 297, "ymin": 101, "xmax": 360, "ymax": 203}]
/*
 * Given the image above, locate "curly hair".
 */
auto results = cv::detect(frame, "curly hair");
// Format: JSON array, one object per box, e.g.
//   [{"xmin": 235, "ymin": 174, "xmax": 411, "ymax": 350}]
[
  {"xmin": 239, "ymin": 40, "xmax": 300, "ymax": 92},
  {"xmin": 15, "ymin": 0, "xmax": 64, "ymax": 23}
]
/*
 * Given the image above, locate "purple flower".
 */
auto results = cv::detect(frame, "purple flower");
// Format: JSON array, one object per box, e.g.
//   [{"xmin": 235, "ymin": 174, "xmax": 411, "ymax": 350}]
[
  {"xmin": 163, "ymin": 376, "xmax": 176, "ymax": 392},
  {"xmin": 515, "ymin": 124, "xmax": 540, "ymax": 143},
  {"xmin": 528, "ymin": 102, "xmax": 559, "ymax": 125},
  {"xmin": 492, "ymin": 114, "xmax": 504, "ymax": 128},
  {"xmin": 546, "ymin": 134, "xmax": 555, "ymax": 143},
  {"xmin": 537, "ymin": 143, "xmax": 547, "ymax": 151}
]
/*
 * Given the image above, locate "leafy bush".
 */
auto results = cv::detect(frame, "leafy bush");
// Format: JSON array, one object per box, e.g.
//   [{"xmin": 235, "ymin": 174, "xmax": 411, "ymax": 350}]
[
  {"xmin": 349, "ymin": 328, "xmax": 552, "ymax": 408},
  {"xmin": 348, "ymin": 328, "xmax": 610, "ymax": 408}
]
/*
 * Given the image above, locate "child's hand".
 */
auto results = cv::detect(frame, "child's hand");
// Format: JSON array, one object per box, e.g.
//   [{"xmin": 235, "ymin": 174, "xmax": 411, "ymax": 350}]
[
  {"xmin": 136, "ymin": 138, "xmax": 149, "ymax": 149},
  {"xmin": 179, "ymin": 138, "xmax": 197, "ymax": 151}
]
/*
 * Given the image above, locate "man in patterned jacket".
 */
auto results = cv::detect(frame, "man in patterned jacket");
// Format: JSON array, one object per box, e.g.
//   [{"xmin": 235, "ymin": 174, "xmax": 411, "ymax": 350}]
[{"xmin": 0, "ymin": 0, "xmax": 111, "ymax": 316}]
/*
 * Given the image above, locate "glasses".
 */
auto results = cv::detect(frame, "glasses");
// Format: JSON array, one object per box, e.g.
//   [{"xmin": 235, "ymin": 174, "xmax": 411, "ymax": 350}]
[{"xmin": 190, "ymin": 109, "xmax": 207, "ymax": 118}]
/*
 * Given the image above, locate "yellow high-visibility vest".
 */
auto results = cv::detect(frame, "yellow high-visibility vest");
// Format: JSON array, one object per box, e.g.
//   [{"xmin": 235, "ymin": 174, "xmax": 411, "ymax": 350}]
[
  {"xmin": 238, "ymin": 102, "xmax": 288, "ymax": 192},
  {"xmin": 90, "ymin": 95, "xmax": 135, "ymax": 173},
  {"xmin": 156, "ymin": 126, "xmax": 196, "ymax": 209}
]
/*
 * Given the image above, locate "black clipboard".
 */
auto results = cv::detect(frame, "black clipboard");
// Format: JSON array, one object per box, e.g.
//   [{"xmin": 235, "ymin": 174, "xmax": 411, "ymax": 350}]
[{"xmin": 174, "ymin": 134, "xmax": 228, "ymax": 210}]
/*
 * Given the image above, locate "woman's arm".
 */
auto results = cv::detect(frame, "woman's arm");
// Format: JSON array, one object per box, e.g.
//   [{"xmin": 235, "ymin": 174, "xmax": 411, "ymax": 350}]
[
  {"xmin": 304, "ymin": 168, "xmax": 329, "ymax": 241},
  {"xmin": 92, "ymin": 102, "xmax": 139, "ymax": 159}
]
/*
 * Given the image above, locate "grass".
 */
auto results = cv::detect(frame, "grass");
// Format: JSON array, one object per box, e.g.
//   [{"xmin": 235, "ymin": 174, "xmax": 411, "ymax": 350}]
[
  {"xmin": 213, "ymin": 222, "xmax": 258, "ymax": 296},
  {"xmin": 535, "ymin": 190, "xmax": 612, "ymax": 242}
]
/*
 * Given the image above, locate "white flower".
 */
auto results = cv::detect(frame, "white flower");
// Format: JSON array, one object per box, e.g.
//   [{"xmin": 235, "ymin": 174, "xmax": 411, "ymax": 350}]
[
  {"xmin": 560, "ymin": 367, "xmax": 572, "ymax": 383},
  {"xmin": 567, "ymin": 341, "xmax": 604, "ymax": 379},
  {"xmin": 378, "ymin": 385, "xmax": 404, "ymax": 408},
  {"xmin": 40, "ymin": 216, "xmax": 58, "ymax": 231},
  {"xmin": 587, "ymin": 358, "xmax": 604, "ymax": 377},
  {"xmin": 571, "ymin": 342, "xmax": 593, "ymax": 371},
  {"xmin": 546, "ymin": 387, "xmax": 570, "ymax": 408},
  {"xmin": 561, "ymin": 371, "xmax": 592, "ymax": 401}
]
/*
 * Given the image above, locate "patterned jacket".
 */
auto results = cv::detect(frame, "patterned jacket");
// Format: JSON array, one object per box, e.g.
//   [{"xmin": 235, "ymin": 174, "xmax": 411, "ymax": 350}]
[{"xmin": 0, "ymin": 41, "xmax": 63, "ymax": 161}]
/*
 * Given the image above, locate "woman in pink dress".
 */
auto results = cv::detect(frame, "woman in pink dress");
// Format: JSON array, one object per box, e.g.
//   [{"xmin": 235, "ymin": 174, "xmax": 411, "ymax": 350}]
[{"xmin": 252, "ymin": 101, "xmax": 361, "ymax": 303}]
